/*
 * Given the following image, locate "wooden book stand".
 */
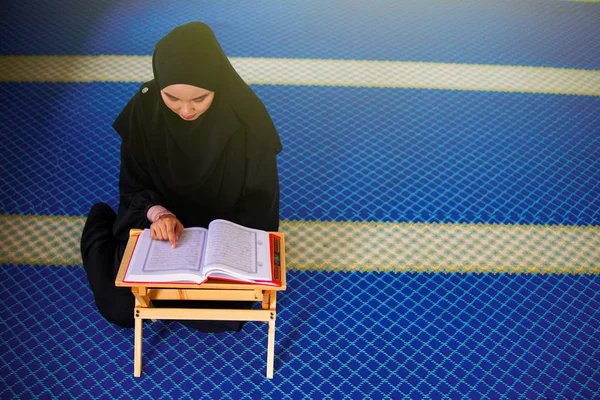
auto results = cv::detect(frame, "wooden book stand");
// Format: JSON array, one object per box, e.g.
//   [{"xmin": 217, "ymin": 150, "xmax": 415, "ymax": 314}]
[{"xmin": 115, "ymin": 229, "xmax": 287, "ymax": 379}]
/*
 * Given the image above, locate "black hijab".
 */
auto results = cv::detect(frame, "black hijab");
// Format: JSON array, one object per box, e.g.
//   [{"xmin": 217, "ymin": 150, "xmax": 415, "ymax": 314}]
[{"xmin": 116, "ymin": 22, "xmax": 281, "ymax": 194}]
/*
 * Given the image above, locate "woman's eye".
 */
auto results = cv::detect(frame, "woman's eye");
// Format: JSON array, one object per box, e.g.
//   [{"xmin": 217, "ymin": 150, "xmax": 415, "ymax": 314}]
[{"xmin": 194, "ymin": 97, "xmax": 206, "ymax": 103}]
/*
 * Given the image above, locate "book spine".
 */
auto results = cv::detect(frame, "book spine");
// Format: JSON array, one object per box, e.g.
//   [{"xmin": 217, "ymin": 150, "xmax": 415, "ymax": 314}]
[
  {"xmin": 122, "ymin": 233, "xmax": 142, "ymax": 283},
  {"xmin": 269, "ymin": 234, "xmax": 281, "ymax": 283}
]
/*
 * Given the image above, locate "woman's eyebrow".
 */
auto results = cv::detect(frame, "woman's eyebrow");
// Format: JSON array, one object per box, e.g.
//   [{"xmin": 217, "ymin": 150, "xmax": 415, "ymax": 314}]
[{"xmin": 162, "ymin": 91, "xmax": 207, "ymax": 100}]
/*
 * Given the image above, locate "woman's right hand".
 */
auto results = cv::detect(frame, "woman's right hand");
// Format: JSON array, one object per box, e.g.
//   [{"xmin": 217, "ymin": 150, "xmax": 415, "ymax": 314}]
[{"xmin": 150, "ymin": 214, "xmax": 184, "ymax": 248}]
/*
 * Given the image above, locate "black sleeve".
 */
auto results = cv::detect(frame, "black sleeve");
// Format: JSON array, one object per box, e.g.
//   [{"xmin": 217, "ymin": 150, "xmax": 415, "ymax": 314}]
[
  {"xmin": 232, "ymin": 153, "xmax": 280, "ymax": 232},
  {"xmin": 112, "ymin": 145, "xmax": 164, "ymax": 241},
  {"xmin": 111, "ymin": 92, "xmax": 164, "ymax": 241}
]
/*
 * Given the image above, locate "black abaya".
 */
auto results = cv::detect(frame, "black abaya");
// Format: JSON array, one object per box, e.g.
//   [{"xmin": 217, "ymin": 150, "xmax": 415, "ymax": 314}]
[{"xmin": 80, "ymin": 22, "xmax": 281, "ymax": 331}]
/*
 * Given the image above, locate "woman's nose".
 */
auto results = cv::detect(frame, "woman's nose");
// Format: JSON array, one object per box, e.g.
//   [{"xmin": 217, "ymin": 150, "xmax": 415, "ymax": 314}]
[{"xmin": 181, "ymin": 102, "xmax": 194, "ymax": 113}]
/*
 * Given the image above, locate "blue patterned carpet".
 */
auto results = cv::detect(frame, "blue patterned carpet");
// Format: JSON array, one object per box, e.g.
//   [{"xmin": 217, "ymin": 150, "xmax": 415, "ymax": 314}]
[
  {"xmin": 1, "ymin": 0, "xmax": 599, "ymax": 398},
  {"xmin": 2, "ymin": 265, "xmax": 599, "ymax": 398}
]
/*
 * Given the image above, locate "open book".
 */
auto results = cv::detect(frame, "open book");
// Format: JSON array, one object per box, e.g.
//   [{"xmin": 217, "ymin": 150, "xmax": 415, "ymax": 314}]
[{"xmin": 123, "ymin": 219, "xmax": 282, "ymax": 286}]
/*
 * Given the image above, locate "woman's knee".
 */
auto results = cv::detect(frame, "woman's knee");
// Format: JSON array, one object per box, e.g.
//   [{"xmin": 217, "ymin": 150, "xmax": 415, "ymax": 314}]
[{"xmin": 80, "ymin": 203, "xmax": 116, "ymax": 260}]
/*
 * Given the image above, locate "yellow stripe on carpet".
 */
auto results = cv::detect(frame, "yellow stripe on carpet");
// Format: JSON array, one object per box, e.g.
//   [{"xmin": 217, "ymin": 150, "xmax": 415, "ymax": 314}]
[
  {"xmin": 1, "ymin": 214, "xmax": 598, "ymax": 273},
  {"xmin": 1, "ymin": 214, "xmax": 84, "ymax": 266},
  {"xmin": 1, "ymin": 55, "xmax": 599, "ymax": 96}
]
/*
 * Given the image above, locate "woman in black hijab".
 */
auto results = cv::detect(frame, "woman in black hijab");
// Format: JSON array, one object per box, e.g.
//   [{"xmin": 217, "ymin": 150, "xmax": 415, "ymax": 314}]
[{"xmin": 80, "ymin": 22, "xmax": 282, "ymax": 332}]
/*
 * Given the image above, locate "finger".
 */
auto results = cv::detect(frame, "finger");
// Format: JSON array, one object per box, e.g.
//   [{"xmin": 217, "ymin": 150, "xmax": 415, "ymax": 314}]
[
  {"xmin": 157, "ymin": 223, "xmax": 168, "ymax": 241},
  {"xmin": 150, "ymin": 225, "xmax": 157, "ymax": 240},
  {"xmin": 167, "ymin": 222, "xmax": 177, "ymax": 248},
  {"xmin": 175, "ymin": 221, "xmax": 184, "ymax": 240}
]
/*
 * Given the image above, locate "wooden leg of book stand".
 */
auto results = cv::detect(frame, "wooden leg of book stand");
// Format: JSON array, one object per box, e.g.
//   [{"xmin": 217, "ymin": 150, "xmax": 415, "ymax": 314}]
[
  {"xmin": 267, "ymin": 320, "xmax": 275, "ymax": 379},
  {"xmin": 134, "ymin": 307, "xmax": 143, "ymax": 377},
  {"xmin": 266, "ymin": 291, "xmax": 277, "ymax": 379}
]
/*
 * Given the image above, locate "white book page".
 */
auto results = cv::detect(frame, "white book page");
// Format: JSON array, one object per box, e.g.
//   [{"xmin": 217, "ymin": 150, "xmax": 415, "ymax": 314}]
[
  {"xmin": 144, "ymin": 229, "xmax": 206, "ymax": 272},
  {"xmin": 203, "ymin": 220, "xmax": 271, "ymax": 280},
  {"xmin": 125, "ymin": 228, "xmax": 207, "ymax": 282}
]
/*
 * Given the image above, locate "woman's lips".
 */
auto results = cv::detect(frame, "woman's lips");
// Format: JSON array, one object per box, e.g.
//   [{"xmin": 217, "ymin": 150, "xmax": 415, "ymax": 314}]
[{"xmin": 182, "ymin": 114, "xmax": 196, "ymax": 120}]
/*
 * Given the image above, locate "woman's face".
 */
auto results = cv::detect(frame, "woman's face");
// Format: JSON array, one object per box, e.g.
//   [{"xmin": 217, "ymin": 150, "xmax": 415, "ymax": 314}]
[{"xmin": 160, "ymin": 84, "xmax": 215, "ymax": 121}]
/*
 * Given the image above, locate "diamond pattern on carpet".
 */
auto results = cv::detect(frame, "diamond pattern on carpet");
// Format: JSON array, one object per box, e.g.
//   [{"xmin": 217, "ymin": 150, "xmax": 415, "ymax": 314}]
[{"xmin": 1, "ymin": 265, "xmax": 598, "ymax": 398}]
